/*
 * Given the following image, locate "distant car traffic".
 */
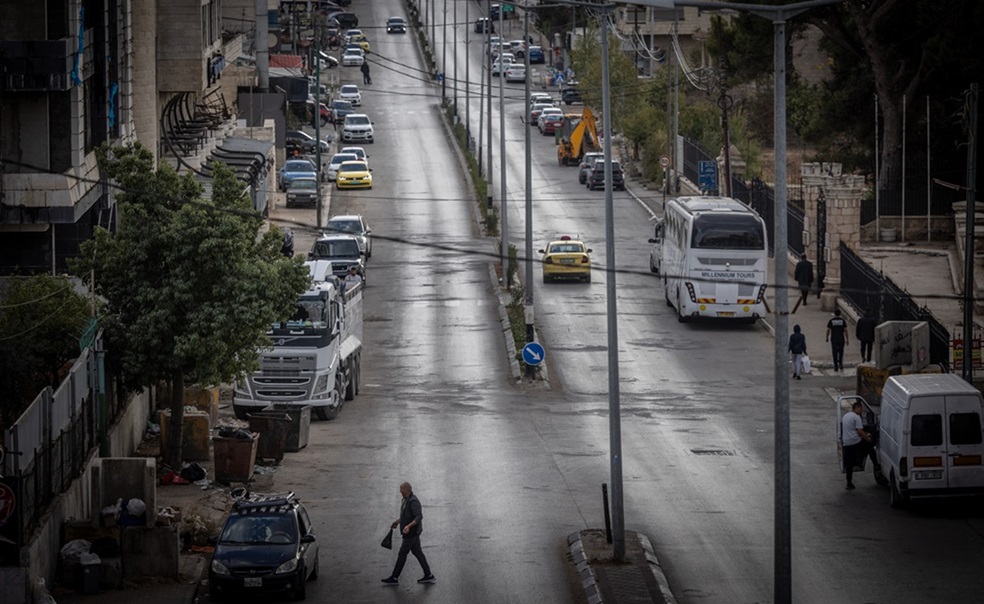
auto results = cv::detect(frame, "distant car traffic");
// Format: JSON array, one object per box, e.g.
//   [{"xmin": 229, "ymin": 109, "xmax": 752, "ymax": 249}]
[
  {"xmin": 504, "ymin": 64, "xmax": 526, "ymax": 83},
  {"xmin": 326, "ymin": 152, "xmax": 358, "ymax": 182},
  {"xmin": 286, "ymin": 178, "xmax": 319, "ymax": 208},
  {"xmin": 328, "ymin": 99, "xmax": 354, "ymax": 124},
  {"xmin": 326, "ymin": 214, "xmax": 373, "ymax": 258},
  {"xmin": 587, "ymin": 160, "xmax": 625, "ymax": 191},
  {"xmin": 339, "ymin": 146, "xmax": 368, "ymax": 162},
  {"xmin": 341, "ymin": 113, "xmax": 374, "ymax": 144},
  {"xmin": 537, "ymin": 108, "xmax": 564, "ymax": 135},
  {"xmin": 386, "ymin": 17, "xmax": 407, "ymax": 33},
  {"xmin": 308, "ymin": 234, "xmax": 366, "ymax": 282},
  {"xmin": 539, "ymin": 235, "xmax": 593, "ymax": 283},
  {"xmin": 474, "ymin": 17, "xmax": 494, "ymax": 33},
  {"xmin": 527, "ymin": 45, "xmax": 545, "ymax": 63},
  {"xmin": 338, "ymin": 84, "xmax": 362, "ymax": 106},
  {"xmin": 578, "ymin": 152, "xmax": 605, "ymax": 184},
  {"xmin": 335, "ymin": 160, "xmax": 372, "ymax": 190},
  {"xmin": 529, "ymin": 102, "xmax": 553, "ymax": 123},
  {"xmin": 286, "ymin": 130, "xmax": 328, "ymax": 153},
  {"xmin": 350, "ymin": 34, "xmax": 370, "ymax": 52},
  {"xmin": 279, "ymin": 158, "xmax": 318, "ymax": 191}
]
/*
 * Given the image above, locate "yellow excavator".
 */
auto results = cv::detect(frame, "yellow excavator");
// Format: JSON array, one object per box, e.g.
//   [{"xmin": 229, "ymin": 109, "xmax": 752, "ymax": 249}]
[{"xmin": 557, "ymin": 107, "xmax": 598, "ymax": 166}]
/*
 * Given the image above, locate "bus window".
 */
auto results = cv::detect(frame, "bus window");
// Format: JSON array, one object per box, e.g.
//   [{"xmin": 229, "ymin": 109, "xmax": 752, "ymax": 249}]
[{"xmin": 691, "ymin": 214, "xmax": 764, "ymax": 249}]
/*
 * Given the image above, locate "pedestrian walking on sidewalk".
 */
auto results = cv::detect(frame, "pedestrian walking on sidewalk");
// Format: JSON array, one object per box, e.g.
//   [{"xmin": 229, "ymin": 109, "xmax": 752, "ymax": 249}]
[
  {"xmin": 826, "ymin": 308, "xmax": 849, "ymax": 371},
  {"xmin": 841, "ymin": 401, "xmax": 881, "ymax": 490},
  {"xmin": 856, "ymin": 307, "xmax": 877, "ymax": 363},
  {"xmin": 788, "ymin": 324, "xmax": 807, "ymax": 380},
  {"xmin": 382, "ymin": 482, "xmax": 435, "ymax": 586},
  {"xmin": 361, "ymin": 61, "xmax": 372, "ymax": 85},
  {"xmin": 794, "ymin": 253, "xmax": 814, "ymax": 306}
]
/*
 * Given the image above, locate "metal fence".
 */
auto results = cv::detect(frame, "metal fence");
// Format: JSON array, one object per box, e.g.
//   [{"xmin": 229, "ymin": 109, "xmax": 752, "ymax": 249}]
[
  {"xmin": 840, "ymin": 242, "xmax": 951, "ymax": 369},
  {"xmin": 3, "ymin": 339, "xmax": 104, "ymax": 540}
]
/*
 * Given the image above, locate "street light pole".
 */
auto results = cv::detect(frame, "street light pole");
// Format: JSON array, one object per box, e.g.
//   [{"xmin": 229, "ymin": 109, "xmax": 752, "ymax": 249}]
[
  {"xmin": 465, "ymin": 0, "xmax": 470, "ymax": 144},
  {"xmin": 524, "ymin": 1, "xmax": 535, "ymax": 362},
  {"xmin": 487, "ymin": 0, "xmax": 494, "ymax": 210},
  {"xmin": 454, "ymin": 0, "xmax": 459, "ymax": 114},
  {"xmin": 315, "ymin": 51, "xmax": 323, "ymax": 229},
  {"xmin": 499, "ymin": 4, "xmax": 508, "ymax": 272},
  {"xmin": 442, "ymin": 0, "xmax": 448, "ymax": 101}
]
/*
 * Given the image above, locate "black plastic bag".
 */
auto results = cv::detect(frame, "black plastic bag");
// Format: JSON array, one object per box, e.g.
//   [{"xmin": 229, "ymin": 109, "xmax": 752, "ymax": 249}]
[{"xmin": 380, "ymin": 529, "xmax": 393, "ymax": 550}]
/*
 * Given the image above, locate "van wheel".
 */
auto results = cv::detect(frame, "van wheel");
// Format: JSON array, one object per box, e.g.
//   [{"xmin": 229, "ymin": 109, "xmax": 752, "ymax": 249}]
[
  {"xmin": 889, "ymin": 472, "xmax": 907, "ymax": 509},
  {"xmin": 664, "ymin": 282, "xmax": 672, "ymax": 307}
]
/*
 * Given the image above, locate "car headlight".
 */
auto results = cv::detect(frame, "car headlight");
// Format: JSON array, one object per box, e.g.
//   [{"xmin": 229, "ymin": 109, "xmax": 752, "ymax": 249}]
[
  {"xmin": 211, "ymin": 560, "xmax": 231, "ymax": 576},
  {"xmin": 276, "ymin": 558, "xmax": 298, "ymax": 574}
]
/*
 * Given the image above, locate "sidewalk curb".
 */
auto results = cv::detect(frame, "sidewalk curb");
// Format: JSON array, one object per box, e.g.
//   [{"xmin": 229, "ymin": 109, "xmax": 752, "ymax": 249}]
[
  {"xmin": 567, "ymin": 532, "xmax": 603, "ymax": 604},
  {"xmin": 637, "ymin": 533, "xmax": 678, "ymax": 604}
]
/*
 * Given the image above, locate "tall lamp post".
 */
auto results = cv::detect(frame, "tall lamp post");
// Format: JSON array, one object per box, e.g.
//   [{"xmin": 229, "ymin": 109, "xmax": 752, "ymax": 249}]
[
  {"xmin": 523, "ymin": 1, "xmax": 535, "ymax": 362},
  {"xmin": 547, "ymin": 0, "xmax": 846, "ymax": 588}
]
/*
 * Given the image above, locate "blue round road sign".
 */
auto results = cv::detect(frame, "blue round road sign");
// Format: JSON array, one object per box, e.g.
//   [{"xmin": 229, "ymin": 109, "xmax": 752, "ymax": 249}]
[{"xmin": 522, "ymin": 342, "xmax": 545, "ymax": 366}]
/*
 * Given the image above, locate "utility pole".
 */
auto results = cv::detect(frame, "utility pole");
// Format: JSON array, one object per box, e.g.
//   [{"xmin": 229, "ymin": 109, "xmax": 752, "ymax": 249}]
[
  {"xmin": 963, "ymin": 83, "xmax": 979, "ymax": 383},
  {"xmin": 315, "ymin": 51, "xmax": 323, "ymax": 229},
  {"xmin": 499, "ymin": 2, "xmax": 508, "ymax": 272},
  {"xmin": 487, "ymin": 0, "xmax": 494, "ymax": 211},
  {"xmin": 524, "ymin": 0, "xmax": 535, "ymax": 376},
  {"xmin": 442, "ymin": 0, "xmax": 448, "ymax": 101},
  {"xmin": 454, "ymin": 0, "xmax": 459, "ymax": 114}
]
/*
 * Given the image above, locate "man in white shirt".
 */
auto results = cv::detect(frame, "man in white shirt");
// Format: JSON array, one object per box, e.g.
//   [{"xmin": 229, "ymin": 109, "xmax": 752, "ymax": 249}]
[
  {"xmin": 841, "ymin": 401, "xmax": 877, "ymax": 490},
  {"xmin": 344, "ymin": 266, "xmax": 363, "ymax": 289}
]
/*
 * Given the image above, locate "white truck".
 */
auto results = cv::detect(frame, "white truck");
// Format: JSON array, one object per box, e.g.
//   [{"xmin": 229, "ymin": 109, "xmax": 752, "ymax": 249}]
[{"xmin": 234, "ymin": 263, "xmax": 363, "ymax": 420}]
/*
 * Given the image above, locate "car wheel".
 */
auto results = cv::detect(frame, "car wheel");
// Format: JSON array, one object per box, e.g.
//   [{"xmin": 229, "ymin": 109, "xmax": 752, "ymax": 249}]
[
  {"xmin": 309, "ymin": 555, "xmax": 319, "ymax": 581},
  {"xmin": 664, "ymin": 283, "xmax": 672, "ymax": 307},
  {"xmin": 543, "ymin": 274, "xmax": 550, "ymax": 283},
  {"xmin": 650, "ymin": 256, "xmax": 658, "ymax": 274},
  {"xmin": 584, "ymin": 273, "xmax": 591, "ymax": 283},
  {"xmin": 294, "ymin": 568, "xmax": 307, "ymax": 600}
]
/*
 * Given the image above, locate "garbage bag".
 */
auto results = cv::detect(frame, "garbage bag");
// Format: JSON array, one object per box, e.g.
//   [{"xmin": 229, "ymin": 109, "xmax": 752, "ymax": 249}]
[
  {"xmin": 80, "ymin": 552, "xmax": 101, "ymax": 565},
  {"xmin": 60, "ymin": 539, "xmax": 91, "ymax": 560},
  {"xmin": 126, "ymin": 498, "xmax": 147, "ymax": 517},
  {"xmin": 180, "ymin": 462, "xmax": 207, "ymax": 482}
]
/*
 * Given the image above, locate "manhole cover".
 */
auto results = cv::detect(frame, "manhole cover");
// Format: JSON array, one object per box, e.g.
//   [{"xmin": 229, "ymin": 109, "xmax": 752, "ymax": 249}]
[{"xmin": 691, "ymin": 449, "xmax": 735, "ymax": 456}]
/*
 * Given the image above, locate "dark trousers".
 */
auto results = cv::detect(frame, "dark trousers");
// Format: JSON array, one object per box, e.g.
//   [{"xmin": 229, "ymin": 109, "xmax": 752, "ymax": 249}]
[
  {"xmin": 798, "ymin": 286, "xmax": 810, "ymax": 305},
  {"xmin": 860, "ymin": 340, "xmax": 873, "ymax": 363},
  {"xmin": 843, "ymin": 440, "xmax": 879, "ymax": 486},
  {"xmin": 391, "ymin": 534, "xmax": 430, "ymax": 578},
  {"xmin": 831, "ymin": 340, "xmax": 845, "ymax": 370}
]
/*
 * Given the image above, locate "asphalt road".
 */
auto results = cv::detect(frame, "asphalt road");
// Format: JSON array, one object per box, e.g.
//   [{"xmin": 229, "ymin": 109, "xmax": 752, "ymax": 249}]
[{"xmin": 250, "ymin": 1, "xmax": 984, "ymax": 602}]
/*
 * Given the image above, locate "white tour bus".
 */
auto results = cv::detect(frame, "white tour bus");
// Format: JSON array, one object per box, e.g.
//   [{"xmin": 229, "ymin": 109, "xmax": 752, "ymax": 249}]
[{"xmin": 656, "ymin": 196, "xmax": 768, "ymax": 322}]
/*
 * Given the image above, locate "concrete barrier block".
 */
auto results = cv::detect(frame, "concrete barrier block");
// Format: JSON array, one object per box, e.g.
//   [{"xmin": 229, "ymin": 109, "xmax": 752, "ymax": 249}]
[{"xmin": 121, "ymin": 526, "xmax": 179, "ymax": 578}]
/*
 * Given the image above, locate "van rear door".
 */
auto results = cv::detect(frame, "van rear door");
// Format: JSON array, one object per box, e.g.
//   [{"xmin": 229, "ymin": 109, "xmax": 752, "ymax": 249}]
[
  {"xmin": 907, "ymin": 395, "xmax": 948, "ymax": 490},
  {"xmin": 944, "ymin": 394, "xmax": 984, "ymax": 488}
]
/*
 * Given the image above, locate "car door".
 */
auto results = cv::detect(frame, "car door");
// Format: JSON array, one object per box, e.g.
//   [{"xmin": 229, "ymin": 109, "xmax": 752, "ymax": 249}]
[
  {"xmin": 296, "ymin": 506, "xmax": 318, "ymax": 578},
  {"xmin": 944, "ymin": 394, "xmax": 984, "ymax": 488}
]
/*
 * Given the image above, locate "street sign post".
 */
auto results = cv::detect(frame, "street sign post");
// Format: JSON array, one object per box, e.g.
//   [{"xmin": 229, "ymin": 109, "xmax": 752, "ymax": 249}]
[
  {"xmin": 659, "ymin": 155, "xmax": 670, "ymax": 168},
  {"xmin": 698, "ymin": 160, "xmax": 717, "ymax": 192},
  {"xmin": 521, "ymin": 342, "xmax": 545, "ymax": 366}
]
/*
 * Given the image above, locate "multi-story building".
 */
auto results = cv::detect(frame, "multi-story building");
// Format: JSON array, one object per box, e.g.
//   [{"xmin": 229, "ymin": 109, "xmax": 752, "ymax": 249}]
[{"xmin": 1, "ymin": 0, "xmax": 273, "ymax": 276}]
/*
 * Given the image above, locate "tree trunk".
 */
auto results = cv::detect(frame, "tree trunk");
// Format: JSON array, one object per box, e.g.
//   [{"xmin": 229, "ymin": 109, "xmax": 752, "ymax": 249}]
[{"xmin": 164, "ymin": 368, "xmax": 185, "ymax": 470}]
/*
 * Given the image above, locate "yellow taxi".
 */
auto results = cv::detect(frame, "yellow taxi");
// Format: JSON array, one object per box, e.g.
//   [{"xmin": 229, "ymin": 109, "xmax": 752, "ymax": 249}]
[
  {"xmin": 539, "ymin": 235, "xmax": 592, "ymax": 283},
  {"xmin": 335, "ymin": 160, "xmax": 373, "ymax": 190},
  {"xmin": 351, "ymin": 35, "xmax": 371, "ymax": 52}
]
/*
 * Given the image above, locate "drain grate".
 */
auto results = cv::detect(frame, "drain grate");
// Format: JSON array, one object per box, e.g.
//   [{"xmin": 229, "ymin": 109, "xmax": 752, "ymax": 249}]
[{"xmin": 691, "ymin": 449, "xmax": 735, "ymax": 456}]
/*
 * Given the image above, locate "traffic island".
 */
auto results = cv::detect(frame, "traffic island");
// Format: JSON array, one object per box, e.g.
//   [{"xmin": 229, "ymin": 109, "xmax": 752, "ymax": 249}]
[{"xmin": 568, "ymin": 529, "xmax": 677, "ymax": 604}]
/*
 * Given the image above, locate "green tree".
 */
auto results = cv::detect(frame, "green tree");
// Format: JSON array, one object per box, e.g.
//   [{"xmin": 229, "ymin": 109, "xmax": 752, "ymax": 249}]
[
  {"xmin": 71, "ymin": 143, "xmax": 310, "ymax": 470},
  {"xmin": 0, "ymin": 274, "xmax": 90, "ymax": 429}
]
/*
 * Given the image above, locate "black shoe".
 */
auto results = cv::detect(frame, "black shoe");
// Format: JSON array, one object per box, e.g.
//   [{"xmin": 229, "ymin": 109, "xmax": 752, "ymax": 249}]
[
  {"xmin": 418, "ymin": 575, "xmax": 436, "ymax": 584},
  {"xmin": 846, "ymin": 483, "xmax": 856, "ymax": 490},
  {"xmin": 382, "ymin": 577, "xmax": 399, "ymax": 585}
]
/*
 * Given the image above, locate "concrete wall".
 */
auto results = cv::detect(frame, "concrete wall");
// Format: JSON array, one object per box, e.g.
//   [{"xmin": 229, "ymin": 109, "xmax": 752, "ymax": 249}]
[
  {"xmin": 158, "ymin": 0, "xmax": 211, "ymax": 92},
  {"xmin": 19, "ymin": 389, "xmax": 152, "ymax": 590},
  {"xmin": 132, "ymin": 0, "xmax": 159, "ymax": 161}
]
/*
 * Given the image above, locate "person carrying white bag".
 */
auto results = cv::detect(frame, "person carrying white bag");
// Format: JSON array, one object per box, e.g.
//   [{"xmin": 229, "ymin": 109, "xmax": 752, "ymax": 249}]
[{"xmin": 788, "ymin": 324, "xmax": 808, "ymax": 380}]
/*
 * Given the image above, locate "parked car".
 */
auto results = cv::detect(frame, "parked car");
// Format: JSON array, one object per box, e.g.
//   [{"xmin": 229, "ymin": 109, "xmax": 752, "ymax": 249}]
[
  {"xmin": 279, "ymin": 158, "xmax": 318, "ymax": 191},
  {"xmin": 578, "ymin": 152, "xmax": 605, "ymax": 184},
  {"xmin": 342, "ymin": 28, "xmax": 364, "ymax": 43},
  {"xmin": 334, "ymin": 12, "xmax": 359, "ymax": 29},
  {"xmin": 561, "ymin": 87, "xmax": 582, "ymax": 105},
  {"xmin": 286, "ymin": 130, "xmax": 328, "ymax": 153},
  {"xmin": 339, "ymin": 146, "xmax": 368, "ymax": 162},
  {"xmin": 504, "ymin": 64, "xmax": 526, "ymax": 83},
  {"xmin": 386, "ymin": 17, "xmax": 407, "ymax": 33},
  {"xmin": 326, "ymin": 214, "xmax": 373, "ymax": 258},
  {"xmin": 527, "ymin": 45, "xmax": 545, "ymax": 63},
  {"xmin": 530, "ymin": 92, "xmax": 554, "ymax": 106},
  {"xmin": 286, "ymin": 178, "xmax": 319, "ymax": 208},
  {"xmin": 341, "ymin": 113, "xmax": 374, "ymax": 144},
  {"xmin": 474, "ymin": 17, "xmax": 494, "ymax": 33},
  {"xmin": 328, "ymin": 99, "xmax": 354, "ymax": 124},
  {"xmin": 338, "ymin": 84, "xmax": 362, "ymax": 106},
  {"xmin": 529, "ymin": 102, "xmax": 554, "ymax": 123},
  {"xmin": 341, "ymin": 48, "xmax": 365, "ymax": 67},
  {"xmin": 326, "ymin": 152, "xmax": 358, "ymax": 182},
  {"xmin": 537, "ymin": 108, "xmax": 564, "ymax": 135},
  {"xmin": 209, "ymin": 492, "xmax": 319, "ymax": 602},
  {"xmin": 508, "ymin": 39, "xmax": 527, "ymax": 56},
  {"xmin": 349, "ymin": 34, "xmax": 370, "ymax": 52},
  {"xmin": 587, "ymin": 160, "xmax": 625, "ymax": 191}
]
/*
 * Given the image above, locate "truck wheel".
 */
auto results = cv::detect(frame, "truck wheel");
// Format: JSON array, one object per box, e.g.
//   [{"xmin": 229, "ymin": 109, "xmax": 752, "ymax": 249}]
[
  {"xmin": 233, "ymin": 405, "xmax": 250, "ymax": 421},
  {"xmin": 353, "ymin": 355, "xmax": 361, "ymax": 396},
  {"xmin": 345, "ymin": 365, "xmax": 356, "ymax": 401}
]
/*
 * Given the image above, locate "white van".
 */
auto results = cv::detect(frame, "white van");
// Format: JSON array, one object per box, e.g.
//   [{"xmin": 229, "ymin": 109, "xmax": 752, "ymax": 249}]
[{"xmin": 877, "ymin": 373, "xmax": 984, "ymax": 508}]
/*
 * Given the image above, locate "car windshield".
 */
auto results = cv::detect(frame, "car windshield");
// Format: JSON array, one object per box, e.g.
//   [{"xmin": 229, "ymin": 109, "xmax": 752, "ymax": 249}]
[
  {"xmin": 330, "ymin": 153, "xmax": 357, "ymax": 166},
  {"xmin": 328, "ymin": 219, "xmax": 363, "ymax": 234},
  {"xmin": 340, "ymin": 161, "xmax": 367, "ymax": 172},
  {"xmin": 284, "ymin": 160, "xmax": 315, "ymax": 171},
  {"xmin": 281, "ymin": 297, "xmax": 328, "ymax": 329},
  {"xmin": 549, "ymin": 243, "xmax": 585, "ymax": 254},
  {"xmin": 219, "ymin": 514, "xmax": 297, "ymax": 545},
  {"xmin": 341, "ymin": 85, "xmax": 358, "ymax": 94},
  {"xmin": 289, "ymin": 179, "xmax": 317, "ymax": 190},
  {"xmin": 346, "ymin": 116, "xmax": 370, "ymax": 125},
  {"xmin": 331, "ymin": 100, "xmax": 353, "ymax": 110},
  {"xmin": 313, "ymin": 239, "xmax": 361, "ymax": 258}
]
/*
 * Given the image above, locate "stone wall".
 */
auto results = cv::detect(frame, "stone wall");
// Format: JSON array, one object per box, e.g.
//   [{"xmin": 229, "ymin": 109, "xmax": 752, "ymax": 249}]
[{"xmin": 800, "ymin": 162, "xmax": 866, "ymax": 296}]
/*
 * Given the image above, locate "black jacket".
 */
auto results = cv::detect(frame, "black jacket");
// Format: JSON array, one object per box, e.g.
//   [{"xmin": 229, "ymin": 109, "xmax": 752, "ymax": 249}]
[
  {"xmin": 794, "ymin": 259, "xmax": 814, "ymax": 287},
  {"xmin": 788, "ymin": 332, "xmax": 807, "ymax": 355},
  {"xmin": 399, "ymin": 493, "xmax": 423, "ymax": 537},
  {"xmin": 856, "ymin": 315, "xmax": 877, "ymax": 342}
]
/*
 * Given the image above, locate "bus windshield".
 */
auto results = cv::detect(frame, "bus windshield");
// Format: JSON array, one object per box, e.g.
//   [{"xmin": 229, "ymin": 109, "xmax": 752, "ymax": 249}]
[{"xmin": 691, "ymin": 214, "xmax": 764, "ymax": 250}]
